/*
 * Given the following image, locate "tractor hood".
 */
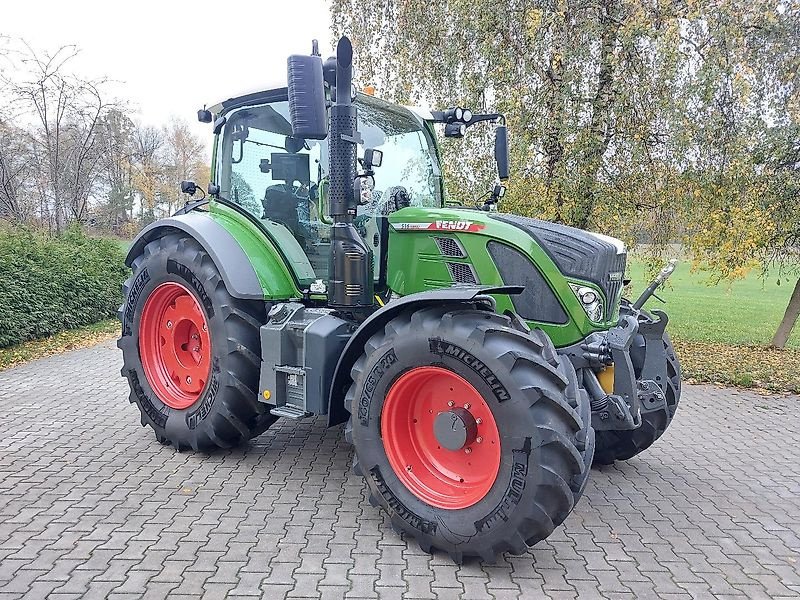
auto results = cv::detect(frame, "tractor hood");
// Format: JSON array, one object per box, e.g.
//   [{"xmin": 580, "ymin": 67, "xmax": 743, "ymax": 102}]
[{"xmin": 490, "ymin": 213, "xmax": 627, "ymax": 318}]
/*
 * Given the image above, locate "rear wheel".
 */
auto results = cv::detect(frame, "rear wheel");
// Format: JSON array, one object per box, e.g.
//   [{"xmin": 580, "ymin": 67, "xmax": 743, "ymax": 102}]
[
  {"xmin": 346, "ymin": 305, "xmax": 593, "ymax": 562},
  {"xmin": 118, "ymin": 233, "xmax": 276, "ymax": 451}
]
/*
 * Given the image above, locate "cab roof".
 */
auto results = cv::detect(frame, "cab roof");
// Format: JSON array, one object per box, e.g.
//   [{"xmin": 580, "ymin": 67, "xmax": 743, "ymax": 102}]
[{"xmin": 208, "ymin": 87, "xmax": 433, "ymax": 124}]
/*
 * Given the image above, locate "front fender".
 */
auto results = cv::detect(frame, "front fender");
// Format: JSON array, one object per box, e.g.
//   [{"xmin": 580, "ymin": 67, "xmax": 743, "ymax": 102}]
[{"xmin": 326, "ymin": 285, "xmax": 522, "ymax": 426}]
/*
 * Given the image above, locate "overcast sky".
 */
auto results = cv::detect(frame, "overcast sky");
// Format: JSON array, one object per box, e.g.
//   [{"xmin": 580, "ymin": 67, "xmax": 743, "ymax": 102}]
[{"xmin": 1, "ymin": 0, "xmax": 333, "ymax": 151}]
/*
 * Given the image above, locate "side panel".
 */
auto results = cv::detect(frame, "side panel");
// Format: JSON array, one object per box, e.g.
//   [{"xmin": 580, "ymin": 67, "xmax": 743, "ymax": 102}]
[{"xmin": 386, "ymin": 206, "xmax": 613, "ymax": 347}]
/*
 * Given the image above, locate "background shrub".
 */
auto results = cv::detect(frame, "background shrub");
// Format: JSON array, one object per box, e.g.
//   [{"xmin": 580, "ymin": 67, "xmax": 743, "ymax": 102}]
[{"xmin": 0, "ymin": 227, "xmax": 127, "ymax": 347}]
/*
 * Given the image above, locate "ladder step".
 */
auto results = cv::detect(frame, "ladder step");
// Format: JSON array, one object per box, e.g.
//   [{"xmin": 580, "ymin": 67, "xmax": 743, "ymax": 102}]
[{"xmin": 269, "ymin": 405, "xmax": 312, "ymax": 419}]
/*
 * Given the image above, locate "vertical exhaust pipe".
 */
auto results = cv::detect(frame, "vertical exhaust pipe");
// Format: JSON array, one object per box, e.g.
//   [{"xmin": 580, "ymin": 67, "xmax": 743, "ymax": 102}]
[{"xmin": 327, "ymin": 37, "xmax": 373, "ymax": 309}]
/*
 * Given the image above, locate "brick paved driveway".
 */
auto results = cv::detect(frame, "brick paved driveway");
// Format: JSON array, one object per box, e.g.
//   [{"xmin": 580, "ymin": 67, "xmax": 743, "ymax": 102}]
[{"xmin": 0, "ymin": 340, "xmax": 798, "ymax": 599}]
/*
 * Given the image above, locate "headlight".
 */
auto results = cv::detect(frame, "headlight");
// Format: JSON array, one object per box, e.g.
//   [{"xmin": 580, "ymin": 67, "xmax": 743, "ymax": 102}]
[{"xmin": 570, "ymin": 283, "xmax": 604, "ymax": 322}]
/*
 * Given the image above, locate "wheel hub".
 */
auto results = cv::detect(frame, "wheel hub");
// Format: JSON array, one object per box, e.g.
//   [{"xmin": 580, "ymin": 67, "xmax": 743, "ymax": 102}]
[
  {"xmin": 433, "ymin": 408, "xmax": 477, "ymax": 451},
  {"xmin": 381, "ymin": 366, "xmax": 501, "ymax": 510},
  {"xmin": 139, "ymin": 282, "xmax": 211, "ymax": 410}
]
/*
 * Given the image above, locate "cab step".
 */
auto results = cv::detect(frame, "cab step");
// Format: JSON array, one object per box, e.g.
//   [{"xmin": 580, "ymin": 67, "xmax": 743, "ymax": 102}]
[{"xmin": 269, "ymin": 404, "xmax": 312, "ymax": 419}]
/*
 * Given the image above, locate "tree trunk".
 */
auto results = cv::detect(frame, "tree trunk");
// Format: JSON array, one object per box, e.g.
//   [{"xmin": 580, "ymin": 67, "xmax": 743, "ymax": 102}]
[
  {"xmin": 772, "ymin": 278, "xmax": 800, "ymax": 349},
  {"xmin": 574, "ymin": 0, "xmax": 620, "ymax": 229}
]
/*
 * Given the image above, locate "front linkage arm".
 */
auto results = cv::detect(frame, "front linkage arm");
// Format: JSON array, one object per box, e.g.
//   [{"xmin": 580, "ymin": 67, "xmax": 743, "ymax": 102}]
[
  {"xmin": 562, "ymin": 310, "xmax": 668, "ymax": 432},
  {"xmin": 590, "ymin": 315, "xmax": 644, "ymax": 431}
]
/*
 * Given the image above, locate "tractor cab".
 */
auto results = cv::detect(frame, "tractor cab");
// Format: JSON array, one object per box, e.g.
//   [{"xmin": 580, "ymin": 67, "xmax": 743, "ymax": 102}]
[{"xmin": 210, "ymin": 90, "xmax": 443, "ymax": 289}]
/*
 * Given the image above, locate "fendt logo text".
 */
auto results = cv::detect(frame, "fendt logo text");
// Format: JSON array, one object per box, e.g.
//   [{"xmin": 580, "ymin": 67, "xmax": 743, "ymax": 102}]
[{"xmin": 435, "ymin": 220, "xmax": 474, "ymax": 230}]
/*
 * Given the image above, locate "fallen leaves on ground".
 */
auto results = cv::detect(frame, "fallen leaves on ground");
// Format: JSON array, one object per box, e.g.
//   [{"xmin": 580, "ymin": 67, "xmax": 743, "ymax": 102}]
[
  {"xmin": 0, "ymin": 320, "xmax": 119, "ymax": 371},
  {"xmin": 674, "ymin": 338, "xmax": 800, "ymax": 395}
]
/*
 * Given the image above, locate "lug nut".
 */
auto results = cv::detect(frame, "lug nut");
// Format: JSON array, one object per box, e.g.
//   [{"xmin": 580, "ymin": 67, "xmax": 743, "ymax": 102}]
[
  {"xmin": 464, "ymin": 403, "xmax": 471, "ymax": 409},
  {"xmin": 464, "ymin": 447, "xmax": 472, "ymax": 454},
  {"xmin": 406, "ymin": 465, "xmax": 412, "ymax": 471},
  {"xmin": 476, "ymin": 418, "xmax": 483, "ymax": 425},
  {"xmin": 166, "ymin": 320, "xmax": 173, "ymax": 329},
  {"xmin": 192, "ymin": 334, "xmax": 199, "ymax": 340},
  {"xmin": 202, "ymin": 323, "xmax": 207, "ymax": 332},
  {"xmin": 193, "ymin": 346, "xmax": 200, "ymax": 352},
  {"xmin": 476, "ymin": 436, "xmax": 483, "ymax": 443},
  {"xmin": 447, "ymin": 401, "xmax": 455, "ymax": 407},
  {"xmin": 186, "ymin": 376, "xmax": 192, "ymax": 384}
]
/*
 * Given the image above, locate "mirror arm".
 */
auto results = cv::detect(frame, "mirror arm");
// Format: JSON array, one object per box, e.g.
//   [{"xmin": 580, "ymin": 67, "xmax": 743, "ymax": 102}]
[
  {"xmin": 465, "ymin": 113, "xmax": 504, "ymax": 127},
  {"xmin": 430, "ymin": 111, "xmax": 505, "ymax": 127}
]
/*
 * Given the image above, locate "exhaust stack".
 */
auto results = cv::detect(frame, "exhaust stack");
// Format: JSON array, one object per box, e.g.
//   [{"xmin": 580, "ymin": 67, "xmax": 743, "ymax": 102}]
[
  {"xmin": 287, "ymin": 37, "xmax": 373, "ymax": 309},
  {"xmin": 326, "ymin": 37, "xmax": 373, "ymax": 309}
]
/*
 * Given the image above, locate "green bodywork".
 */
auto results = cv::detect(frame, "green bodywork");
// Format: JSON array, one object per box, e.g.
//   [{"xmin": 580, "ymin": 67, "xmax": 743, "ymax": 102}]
[
  {"xmin": 386, "ymin": 206, "xmax": 616, "ymax": 348},
  {"xmin": 208, "ymin": 201, "xmax": 304, "ymax": 300}
]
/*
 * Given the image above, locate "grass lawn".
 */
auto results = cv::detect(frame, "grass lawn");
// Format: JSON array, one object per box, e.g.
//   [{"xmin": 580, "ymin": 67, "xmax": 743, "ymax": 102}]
[
  {"xmin": 627, "ymin": 258, "xmax": 800, "ymax": 393},
  {"xmin": 627, "ymin": 259, "xmax": 799, "ymax": 349}
]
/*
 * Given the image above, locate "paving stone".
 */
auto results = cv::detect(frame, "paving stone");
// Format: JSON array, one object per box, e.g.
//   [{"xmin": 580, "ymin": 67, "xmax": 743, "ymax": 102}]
[{"xmin": 0, "ymin": 341, "xmax": 798, "ymax": 598}]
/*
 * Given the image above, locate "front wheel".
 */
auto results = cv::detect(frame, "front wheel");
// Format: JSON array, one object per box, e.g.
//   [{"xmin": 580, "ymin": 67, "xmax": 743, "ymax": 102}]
[{"xmin": 346, "ymin": 305, "xmax": 593, "ymax": 562}]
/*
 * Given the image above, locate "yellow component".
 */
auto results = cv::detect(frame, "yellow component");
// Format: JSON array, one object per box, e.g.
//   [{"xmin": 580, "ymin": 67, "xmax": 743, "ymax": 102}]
[
  {"xmin": 597, "ymin": 366, "xmax": 614, "ymax": 394},
  {"xmin": 363, "ymin": 85, "xmax": 376, "ymax": 96},
  {"xmin": 375, "ymin": 294, "xmax": 385, "ymax": 307},
  {"xmin": 262, "ymin": 390, "xmax": 272, "ymax": 401}
]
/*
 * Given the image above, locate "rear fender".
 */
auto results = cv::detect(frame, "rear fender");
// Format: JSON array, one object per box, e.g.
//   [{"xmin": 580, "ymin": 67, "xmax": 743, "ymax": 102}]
[
  {"xmin": 326, "ymin": 285, "xmax": 523, "ymax": 426},
  {"xmin": 126, "ymin": 212, "xmax": 298, "ymax": 301}
]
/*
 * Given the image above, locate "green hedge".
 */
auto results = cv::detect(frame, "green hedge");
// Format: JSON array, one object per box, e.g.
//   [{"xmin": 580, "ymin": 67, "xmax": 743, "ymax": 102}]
[{"xmin": 0, "ymin": 227, "xmax": 128, "ymax": 348}]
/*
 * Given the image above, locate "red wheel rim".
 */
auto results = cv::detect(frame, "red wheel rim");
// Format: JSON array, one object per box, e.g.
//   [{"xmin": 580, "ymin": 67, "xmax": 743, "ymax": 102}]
[
  {"xmin": 381, "ymin": 366, "xmax": 501, "ymax": 509},
  {"xmin": 139, "ymin": 282, "xmax": 211, "ymax": 410}
]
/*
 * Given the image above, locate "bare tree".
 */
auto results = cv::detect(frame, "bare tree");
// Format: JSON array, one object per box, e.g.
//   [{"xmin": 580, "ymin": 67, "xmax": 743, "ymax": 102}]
[
  {"xmin": 161, "ymin": 118, "xmax": 208, "ymax": 214},
  {"xmin": 0, "ymin": 121, "xmax": 34, "ymax": 223},
  {"xmin": 131, "ymin": 124, "xmax": 166, "ymax": 222},
  {"xmin": 0, "ymin": 41, "xmax": 113, "ymax": 232}
]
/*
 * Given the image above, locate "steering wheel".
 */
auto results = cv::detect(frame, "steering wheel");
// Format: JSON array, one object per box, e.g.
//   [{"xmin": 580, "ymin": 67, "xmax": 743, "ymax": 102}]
[{"xmin": 373, "ymin": 186, "xmax": 412, "ymax": 215}]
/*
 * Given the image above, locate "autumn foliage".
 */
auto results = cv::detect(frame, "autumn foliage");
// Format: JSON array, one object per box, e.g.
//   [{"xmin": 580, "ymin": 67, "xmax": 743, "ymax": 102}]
[{"xmin": 332, "ymin": 0, "xmax": 800, "ymax": 344}]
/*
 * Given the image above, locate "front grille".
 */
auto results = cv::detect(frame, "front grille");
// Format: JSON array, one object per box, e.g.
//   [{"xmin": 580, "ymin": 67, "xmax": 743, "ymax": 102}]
[
  {"xmin": 487, "ymin": 241, "xmax": 568, "ymax": 324},
  {"xmin": 446, "ymin": 262, "xmax": 478, "ymax": 285},
  {"xmin": 605, "ymin": 253, "xmax": 626, "ymax": 318},
  {"xmin": 434, "ymin": 237, "xmax": 466, "ymax": 258}
]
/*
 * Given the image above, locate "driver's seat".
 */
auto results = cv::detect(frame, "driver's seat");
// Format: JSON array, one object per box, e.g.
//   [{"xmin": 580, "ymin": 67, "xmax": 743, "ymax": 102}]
[{"xmin": 262, "ymin": 185, "xmax": 303, "ymax": 246}]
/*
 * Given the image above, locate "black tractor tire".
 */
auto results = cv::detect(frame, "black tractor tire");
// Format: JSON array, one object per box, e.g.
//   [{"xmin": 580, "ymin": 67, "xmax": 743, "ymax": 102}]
[
  {"xmin": 118, "ymin": 233, "xmax": 276, "ymax": 451},
  {"xmin": 593, "ymin": 319, "xmax": 681, "ymax": 465},
  {"xmin": 345, "ymin": 305, "xmax": 593, "ymax": 562}
]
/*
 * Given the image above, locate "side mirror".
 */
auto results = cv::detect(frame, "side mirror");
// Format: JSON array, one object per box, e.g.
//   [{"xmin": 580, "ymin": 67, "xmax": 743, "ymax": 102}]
[
  {"xmin": 180, "ymin": 181, "xmax": 197, "ymax": 196},
  {"xmin": 197, "ymin": 108, "xmax": 213, "ymax": 123},
  {"xmin": 287, "ymin": 54, "xmax": 328, "ymax": 140},
  {"xmin": 494, "ymin": 125, "xmax": 509, "ymax": 180}
]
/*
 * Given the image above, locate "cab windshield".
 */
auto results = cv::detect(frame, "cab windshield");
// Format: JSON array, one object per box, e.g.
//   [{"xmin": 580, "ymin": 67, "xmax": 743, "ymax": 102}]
[{"xmin": 215, "ymin": 95, "xmax": 442, "ymax": 286}]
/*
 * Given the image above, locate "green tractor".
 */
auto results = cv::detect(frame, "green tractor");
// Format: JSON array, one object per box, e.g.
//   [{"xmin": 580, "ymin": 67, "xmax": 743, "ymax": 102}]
[{"xmin": 118, "ymin": 37, "xmax": 681, "ymax": 562}]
